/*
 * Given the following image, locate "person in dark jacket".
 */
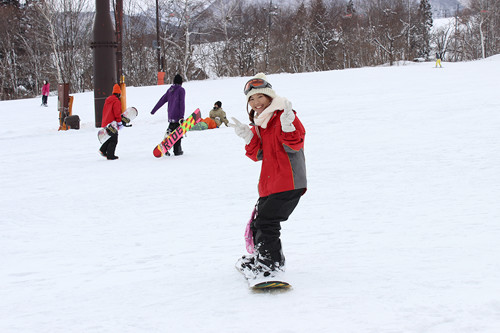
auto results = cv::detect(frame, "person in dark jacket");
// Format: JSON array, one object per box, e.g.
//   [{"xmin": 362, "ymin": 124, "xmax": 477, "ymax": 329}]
[
  {"xmin": 151, "ymin": 74, "xmax": 186, "ymax": 156},
  {"xmin": 99, "ymin": 84, "xmax": 123, "ymax": 160},
  {"xmin": 230, "ymin": 73, "xmax": 307, "ymax": 279}
]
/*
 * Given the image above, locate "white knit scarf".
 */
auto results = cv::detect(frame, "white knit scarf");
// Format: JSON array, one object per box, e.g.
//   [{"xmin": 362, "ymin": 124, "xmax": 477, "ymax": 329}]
[{"xmin": 253, "ymin": 96, "xmax": 287, "ymax": 129}]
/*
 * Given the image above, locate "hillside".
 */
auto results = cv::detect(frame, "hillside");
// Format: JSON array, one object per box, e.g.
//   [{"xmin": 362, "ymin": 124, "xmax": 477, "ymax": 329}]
[{"xmin": 1, "ymin": 57, "xmax": 500, "ymax": 332}]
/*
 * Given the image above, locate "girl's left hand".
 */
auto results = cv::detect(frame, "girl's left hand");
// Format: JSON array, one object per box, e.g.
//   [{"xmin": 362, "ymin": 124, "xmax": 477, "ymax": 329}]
[{"xmin": 281, "ymin": 99, "xmax": 296, "ymax": 132}]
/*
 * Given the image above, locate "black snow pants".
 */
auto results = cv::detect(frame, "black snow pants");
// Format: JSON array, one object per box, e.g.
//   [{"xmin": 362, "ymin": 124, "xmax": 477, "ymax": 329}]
[
  {"xmin": 100, "ymin": 132, "xmax": 118, "ymax": 158},
  {"xmin": 167, "ymin": 121, "xmax": 183, "ymax": 155},
  {"xmin": 251, "ymin": 188, "xmax": 304, "ymax": 266}
]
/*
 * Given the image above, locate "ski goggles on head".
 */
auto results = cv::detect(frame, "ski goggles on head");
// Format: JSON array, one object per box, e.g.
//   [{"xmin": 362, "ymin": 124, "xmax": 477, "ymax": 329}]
[{"xmin": 244, "ymin": 78, "xmax": 272, "ymax": 95}]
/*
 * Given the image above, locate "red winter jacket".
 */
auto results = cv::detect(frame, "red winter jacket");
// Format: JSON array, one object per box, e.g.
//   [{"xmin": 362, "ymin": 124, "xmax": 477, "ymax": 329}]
[
  {"xmin": 42, "ymin": 83, "xmax": 50, "ymax": 96},
  {"xmin": 101, "ymin": 94, "xmax": 122, "ymax": 127},
  {"xmin": 245, "ymin": 110, "xmax": 307, "ymax": 198}
]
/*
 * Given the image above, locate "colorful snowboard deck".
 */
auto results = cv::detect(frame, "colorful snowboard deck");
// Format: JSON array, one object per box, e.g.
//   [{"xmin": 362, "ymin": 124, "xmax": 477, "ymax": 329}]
[
  {"xmin": 251, "ymin": 280, "xmax": 291, "ymax": 290},
  {"xmin": 153, "ymin": 108, "xmax": 201, "ymax": 157}
]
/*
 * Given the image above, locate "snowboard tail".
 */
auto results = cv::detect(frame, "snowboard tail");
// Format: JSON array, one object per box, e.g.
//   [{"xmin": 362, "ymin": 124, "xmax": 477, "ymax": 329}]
[{"xmin": 153, "ymin": 108, "xmax": 201, "ymax": 157}]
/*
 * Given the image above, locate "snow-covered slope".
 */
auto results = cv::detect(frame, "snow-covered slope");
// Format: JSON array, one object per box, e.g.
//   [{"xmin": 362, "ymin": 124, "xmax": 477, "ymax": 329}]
[{"xmin": 1, "ymin": 56, "xmax": 500, "ymax": 332}]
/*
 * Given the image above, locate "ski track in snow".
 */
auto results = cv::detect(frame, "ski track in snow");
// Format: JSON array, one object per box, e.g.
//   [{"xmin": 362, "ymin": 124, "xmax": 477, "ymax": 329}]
[{"xmin": 1, "ymin": 57, "xmax": 500, "ymax": 332}]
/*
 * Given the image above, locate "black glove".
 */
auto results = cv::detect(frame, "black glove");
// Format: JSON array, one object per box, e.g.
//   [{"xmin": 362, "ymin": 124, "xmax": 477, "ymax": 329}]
[{"xmin": 123, "ymin": 123, "xmax": 132, "ymax": 127}]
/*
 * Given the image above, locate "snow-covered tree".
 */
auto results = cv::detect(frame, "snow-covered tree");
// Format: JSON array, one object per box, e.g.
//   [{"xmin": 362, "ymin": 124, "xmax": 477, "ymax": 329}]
[{"xmin": 415, "ymin": 0, "xmax": 433, "ymax": 60}]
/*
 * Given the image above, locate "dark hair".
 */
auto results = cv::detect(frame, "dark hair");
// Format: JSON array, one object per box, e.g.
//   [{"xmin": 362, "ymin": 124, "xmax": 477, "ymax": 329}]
[
  {"xmin": 173, "ymin": 74, "xmax": 183, "ymax": 85},
  {"xmin": 247, "ymin": 103, "xmax": 255, "ymax": 123},
  {"xmin": 214, "ymin": 101, "xmax": 222, "ymax": 108}
]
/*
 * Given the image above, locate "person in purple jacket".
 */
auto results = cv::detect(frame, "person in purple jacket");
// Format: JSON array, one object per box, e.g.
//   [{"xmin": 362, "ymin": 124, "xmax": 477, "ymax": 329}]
[{"xmin": 151, "ymin": 74, "xmax": 186, "ymax": 156}]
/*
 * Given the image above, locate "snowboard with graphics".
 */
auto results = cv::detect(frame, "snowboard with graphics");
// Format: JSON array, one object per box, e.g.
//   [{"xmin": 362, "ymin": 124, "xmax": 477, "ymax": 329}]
[
  {"xmin": 153, "ymin": 108, "xmax": 201, "ymax": 158},
  {"xmin": 98, "ymin": 107, "xmax": 138, "ymax": 144},
  {"xmin": 235, "ymin": 257, "xmax": 291, "ymax": 290},
  {"xmin": 236, "ymin": 208, "xmax": 291, "ymax": 290}
]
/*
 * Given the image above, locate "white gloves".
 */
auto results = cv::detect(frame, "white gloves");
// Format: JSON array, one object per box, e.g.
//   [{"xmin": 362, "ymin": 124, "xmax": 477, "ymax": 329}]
[
  {"xmin": 229, "ymin": 117, "xmax": 253, "ymax": 145},
  {"xmin": 280, "ymin": 99, "xmax": 296, "ymax": 132}
]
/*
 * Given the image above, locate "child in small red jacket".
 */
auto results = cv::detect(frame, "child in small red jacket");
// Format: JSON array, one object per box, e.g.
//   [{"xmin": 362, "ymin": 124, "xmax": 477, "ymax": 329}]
[
  {"xmin": 41, "ymin": 80, "xmax": 50, "ymax": 107},
  {"xmin": 230, "ymin": 73, "xmax": 307, "ymax": 279},
  {"xmin": 99, "ymin": 84, "xmax": 123, "ymax": 160}
]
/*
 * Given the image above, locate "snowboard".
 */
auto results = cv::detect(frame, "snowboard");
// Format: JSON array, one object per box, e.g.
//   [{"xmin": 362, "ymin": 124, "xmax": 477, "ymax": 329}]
[
  {"xmin": 235, "ymin": 257, "xmax": 291, "ymax": 290},
  {"xmin": 253, "ymin": 281, "xmax": 291, "ymax": 290},
  {"xmin": 98, "ymin": 107, "xmax": 138, "ymax": 144},
  {"xmin": 153, "ymin": 108, "xmax": 201, "ymax": 158},
  {"xmin": 238, "ymin": 208, "xmax": 291, "ymax": 290}
]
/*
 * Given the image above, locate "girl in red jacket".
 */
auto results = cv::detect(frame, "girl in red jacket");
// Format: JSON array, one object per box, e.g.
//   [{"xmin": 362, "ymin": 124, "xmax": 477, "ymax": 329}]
[{"xmin": 231, "ymin": 73, "xmax": 307, "ymax": 279}]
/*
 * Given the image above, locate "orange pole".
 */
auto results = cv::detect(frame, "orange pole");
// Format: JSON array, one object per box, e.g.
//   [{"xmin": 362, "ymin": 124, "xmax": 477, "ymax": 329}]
[
  {"xmin": 157, "ymin": 71, "xmax": 165, "ymax": 85},
  {"xmin": 119, "ymin": 75, "xmax": 126, "ymax": 112}
]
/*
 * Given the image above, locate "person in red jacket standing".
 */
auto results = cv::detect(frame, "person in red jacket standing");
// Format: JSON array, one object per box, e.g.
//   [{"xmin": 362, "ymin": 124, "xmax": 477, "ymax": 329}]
[
  {"xmin": 41, "ymin": 80, "xmax": 50, "ymax": 107},
  {"xmin": 230, "ymin": 73, "xmax": 307, "ymax": 279},
  {"xmin": 99, "ymin": 84, "xmax": 123, "ymax": 160}
]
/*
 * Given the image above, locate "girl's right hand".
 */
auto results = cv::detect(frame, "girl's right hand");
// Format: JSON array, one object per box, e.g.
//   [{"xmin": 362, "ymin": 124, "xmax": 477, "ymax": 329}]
[{"xmin": 229, "ymin": 117, "xmax": 253, "ymax": 145}]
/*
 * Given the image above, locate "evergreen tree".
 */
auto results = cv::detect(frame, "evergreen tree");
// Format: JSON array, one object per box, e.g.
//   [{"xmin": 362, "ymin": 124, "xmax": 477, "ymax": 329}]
[
  {"xmin": 289, "ymin": 2, "xmax": 310, "ymax": 72},
  {"xmin": 416, "ymin": 0, "xmax": 433, "ymax": 59},
  {"xmin": 346, "ymin": 0, "xmax": 355, "ymax": 16},
  {"xmin": 1, "ymin": 0, "xmax": 20, "ymax": 7},
  {"xmin": 309, "ymin": 0, "xmax": 332, "ymax": 70}
]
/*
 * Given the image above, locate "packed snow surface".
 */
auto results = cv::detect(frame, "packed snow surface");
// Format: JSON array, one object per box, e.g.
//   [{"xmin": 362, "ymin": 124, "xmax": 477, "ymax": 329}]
[{"xmin": 1, "ymin": 57, "xmax": 500, "ymax": 332}]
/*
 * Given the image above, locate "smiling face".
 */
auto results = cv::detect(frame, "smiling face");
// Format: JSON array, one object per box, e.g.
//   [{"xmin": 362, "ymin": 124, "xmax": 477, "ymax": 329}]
[{"xmin": 248, "ymin": 93, "xmax": 272, "ymax": 115}]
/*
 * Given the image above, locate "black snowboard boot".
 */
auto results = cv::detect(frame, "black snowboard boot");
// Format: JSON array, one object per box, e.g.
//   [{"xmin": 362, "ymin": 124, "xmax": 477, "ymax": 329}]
[
  {"xmin": 174, "ymin": 140, "xmax": 183, "ymax": 156},
  {"xmin": 253, "ymin": 252, "xmax": 285, "ymax": 278}
]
